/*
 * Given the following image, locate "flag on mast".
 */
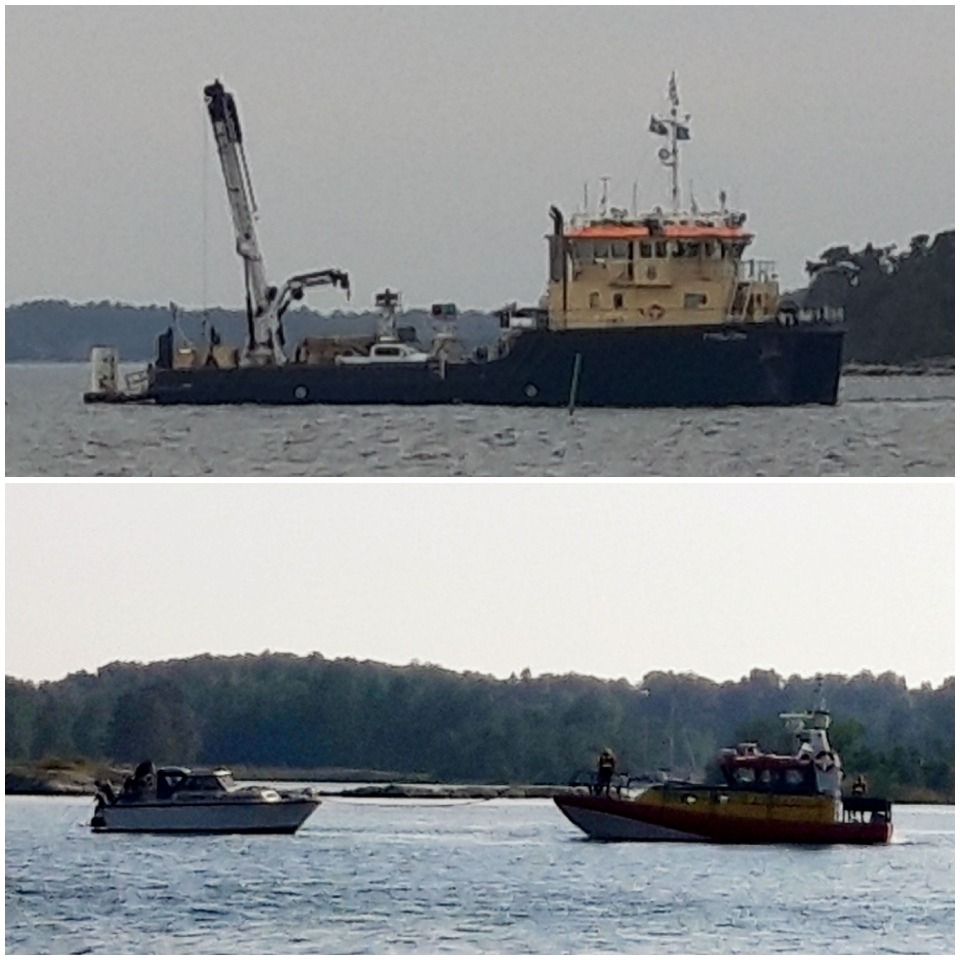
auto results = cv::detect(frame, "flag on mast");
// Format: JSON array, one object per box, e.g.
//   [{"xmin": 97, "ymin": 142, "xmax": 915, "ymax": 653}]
[{"xmin": 668, "ymin": 72, "xmax": 679, "ymax": 107}]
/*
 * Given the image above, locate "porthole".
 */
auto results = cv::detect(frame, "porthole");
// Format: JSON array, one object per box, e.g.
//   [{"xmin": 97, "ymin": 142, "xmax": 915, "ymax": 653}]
[
  {"xmin": 294, "ymin": 384, "xmax": 309, "ymax": 401},
  {"xmin": 524, "ymin": 383, "xmax": 538, "ymax": 398}
]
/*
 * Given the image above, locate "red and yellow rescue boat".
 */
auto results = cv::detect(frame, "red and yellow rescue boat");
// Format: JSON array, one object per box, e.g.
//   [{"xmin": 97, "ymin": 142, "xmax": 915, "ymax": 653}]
[{"xmin": 555, "ymin": 706, "xmax": 892, "ymax": 844}]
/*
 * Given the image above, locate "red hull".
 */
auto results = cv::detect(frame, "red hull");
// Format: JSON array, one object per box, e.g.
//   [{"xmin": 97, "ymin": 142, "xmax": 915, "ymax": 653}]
[{"xmin": 555, "ymin": 794, "xmax": 892, "ymax": 844}]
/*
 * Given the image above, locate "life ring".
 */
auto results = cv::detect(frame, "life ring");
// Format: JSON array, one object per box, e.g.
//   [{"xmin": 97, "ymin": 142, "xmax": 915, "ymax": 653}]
[
  {"xmin": 814, "ymin": 750, "xmax": 836, "ymax": 773},
  {"xmin": 649, "ymin": 304, "xmax": 665, "ymax": 321}
]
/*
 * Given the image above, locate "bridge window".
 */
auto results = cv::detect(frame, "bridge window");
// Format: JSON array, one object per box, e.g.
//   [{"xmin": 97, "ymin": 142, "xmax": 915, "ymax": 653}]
[
  {"xmin": 655, "ymin": 241, "xmax": 667, "ymax": 258},
  {"xmin": 594, "ymin": 242, "xmax": 611, "ymax": 260},
  {"xmin": 703, "ymin": 241, "xmax": 715, "ymax": 258},
  {"xmin": 734, "ymin": 767, "xmax": 756, "ymax": 784},
  {"xmin": 573, "ymin": 241, "xmax": 593, "ymax": 263},
  {"xmin": 639, "ymin": 242, "xmax": 652, "ymax": 258},
  {"xmin": 611, "ymin": 241, "xmax": 629, "ymax": 260},
  {"xmin": 673, "ymin": 242, "xmax": 686, "ymax": 258},
  {"xmin": 686, "ymin": 243, "xmax": 700, "ymax": 258}
]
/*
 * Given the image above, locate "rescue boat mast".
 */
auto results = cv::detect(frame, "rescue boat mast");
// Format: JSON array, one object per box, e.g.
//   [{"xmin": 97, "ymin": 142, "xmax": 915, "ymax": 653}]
[{"xmin": 203, "ymin": 80, "xmax": 349, "ymax": 365}]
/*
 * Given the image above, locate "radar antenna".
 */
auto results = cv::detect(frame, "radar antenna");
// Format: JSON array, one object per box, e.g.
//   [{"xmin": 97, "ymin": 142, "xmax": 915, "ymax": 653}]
[
  {"xmin": 648, "ymin": 71, "xmax": 691, "ymax": 213},
  {"xmin": 374, "ymin": 288, "xmax": 401, "ymax": 339}
]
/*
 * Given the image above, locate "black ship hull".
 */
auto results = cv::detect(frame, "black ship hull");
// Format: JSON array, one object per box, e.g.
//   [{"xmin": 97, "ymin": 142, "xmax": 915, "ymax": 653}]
[{"xmin": 147, "ymin": 322, "xmax": 843, "ymax": 407}]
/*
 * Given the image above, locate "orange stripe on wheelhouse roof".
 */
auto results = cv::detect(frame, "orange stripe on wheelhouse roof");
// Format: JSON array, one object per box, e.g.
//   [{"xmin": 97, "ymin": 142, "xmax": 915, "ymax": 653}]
[{"xmin": 565, "ymin": 224, "xmax": 751, "ymax": 240}]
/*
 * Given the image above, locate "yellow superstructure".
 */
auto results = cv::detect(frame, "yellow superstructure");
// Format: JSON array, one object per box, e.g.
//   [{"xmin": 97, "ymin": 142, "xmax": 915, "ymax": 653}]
[
  {"xmin": 546, "ymin": 213, "xmax": 780, "ymax": 331},
  {"xmin": 636, "ymin": 783, "xmax": 839, "ymax": 825},
  {"xmin": 545, "ymin": 71, "xmax": 781, "ymax": 333}
]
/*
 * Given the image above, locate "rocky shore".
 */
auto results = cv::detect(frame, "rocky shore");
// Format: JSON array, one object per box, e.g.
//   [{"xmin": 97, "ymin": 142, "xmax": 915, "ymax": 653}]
[
  {"xmin": 4, "ymin": 762, "xmax": 581, "ymax": 800},
  {"xmin": 5, "ymin": 761, "xmax": 122, "ymax": 796},
  {"xmin": 331, "ymin": 783, "xmax": 582, "ymax": 799}
]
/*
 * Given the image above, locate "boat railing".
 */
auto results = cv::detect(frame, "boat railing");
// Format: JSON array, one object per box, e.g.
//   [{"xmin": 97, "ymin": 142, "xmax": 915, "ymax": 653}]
[
  {"xmin": 842, "ymin": 796, "xmax": 891, "ymax": 824},
  {"xmin": 777, "ymin": 305, "xmax": 845, "ymax": 327},
  {"xmin": 738, "ymin": 258, "xmax": 778, "ymax": 283}
]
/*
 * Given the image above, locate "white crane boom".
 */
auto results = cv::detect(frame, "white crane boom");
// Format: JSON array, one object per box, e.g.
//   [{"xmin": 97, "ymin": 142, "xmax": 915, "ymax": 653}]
[{"xmin": 203, "ymin": 80, "xmax": 349, "ymax": 364}]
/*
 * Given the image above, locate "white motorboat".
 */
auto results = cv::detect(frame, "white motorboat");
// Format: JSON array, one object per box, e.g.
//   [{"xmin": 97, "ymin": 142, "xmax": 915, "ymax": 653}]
[{"xmin": 91, "ymin": 762, "xmax": 321, "ymax": 834}]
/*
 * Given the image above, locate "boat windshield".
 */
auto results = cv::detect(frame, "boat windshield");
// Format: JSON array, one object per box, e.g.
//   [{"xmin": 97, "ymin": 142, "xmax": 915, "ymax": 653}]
[{"xmin": 181, "ymin": 775, "xmax": 228, "ymax": 792}]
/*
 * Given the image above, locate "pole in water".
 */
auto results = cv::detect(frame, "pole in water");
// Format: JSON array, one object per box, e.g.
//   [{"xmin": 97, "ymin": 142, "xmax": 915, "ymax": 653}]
[{"xmin": 568, "ymin": 352, "xmax": 583, "ymax": 415}]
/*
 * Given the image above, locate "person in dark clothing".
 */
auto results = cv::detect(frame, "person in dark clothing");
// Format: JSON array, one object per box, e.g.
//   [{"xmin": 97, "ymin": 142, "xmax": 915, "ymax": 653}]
[{"xmin": 597, "ymin": 748, "xmax": 617, "ymax": 796}]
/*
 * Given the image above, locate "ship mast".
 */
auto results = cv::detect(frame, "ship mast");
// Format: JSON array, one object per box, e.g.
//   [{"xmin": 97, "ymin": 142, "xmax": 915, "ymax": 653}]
[{"xmin": 648, "ymin": 72, "xmax": 691, "ymax": 213}]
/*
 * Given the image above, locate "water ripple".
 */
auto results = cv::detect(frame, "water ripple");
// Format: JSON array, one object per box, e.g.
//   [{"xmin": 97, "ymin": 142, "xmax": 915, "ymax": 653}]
[
  {"xmin": 5, "ymin": 797, "xmax": 955, "ymax": 954},
  {"xmin": 5, "ymin": 365, "xmax": 954, "ymax": 476}
]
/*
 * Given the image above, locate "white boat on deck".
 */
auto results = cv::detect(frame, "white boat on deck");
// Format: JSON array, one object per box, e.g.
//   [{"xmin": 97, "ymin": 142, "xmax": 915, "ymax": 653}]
[
  {"xmin": 91, "ymin": 762, "xmax": 321, "ymax": 834},
  {"xmin": 335, "ymin": 339, "xmax": 431, "ymax": 365}
]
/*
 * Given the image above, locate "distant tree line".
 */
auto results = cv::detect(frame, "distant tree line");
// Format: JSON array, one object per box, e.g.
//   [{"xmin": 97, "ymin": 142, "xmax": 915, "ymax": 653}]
[
  {"xmin": 5, "ymin": 655, "xmax": 953, "ymax": 799},
  {"xmin": 6, "ymin": 230, "xmax": 955, "ymax": 364},
  {"xmin": 798, "ymin": 229, "xmax": 954, "ymax": 364},
  {"xmin": 3, "ymin": 302, "xmax": 497, "ymax": 362}
]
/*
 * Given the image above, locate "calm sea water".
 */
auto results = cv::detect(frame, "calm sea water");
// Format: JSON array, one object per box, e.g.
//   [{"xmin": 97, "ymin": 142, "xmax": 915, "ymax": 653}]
[
  {"xmin": 4, "ymin": 363, "xmax": 954, "ymax": 476},
  {"xmin": 5, "ymin": 797, "xmax": 954, "ymax": 954}
]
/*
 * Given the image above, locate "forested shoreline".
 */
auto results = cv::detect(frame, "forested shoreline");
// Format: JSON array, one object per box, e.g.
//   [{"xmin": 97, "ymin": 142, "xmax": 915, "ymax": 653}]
[
  {"xmin": 3, "ymin": 303, "xmax": 497, "ymax": 363},
  {"xmin": 6, "ymin": 654, "xmax": 954, "ymax": 802},
  {"xmin": 5, "ymin": 229, "xmax": 954, "ymax": 365},
  {"xmin": 798, "ymin": 229, "xmax": 954, "ymax": 364}
]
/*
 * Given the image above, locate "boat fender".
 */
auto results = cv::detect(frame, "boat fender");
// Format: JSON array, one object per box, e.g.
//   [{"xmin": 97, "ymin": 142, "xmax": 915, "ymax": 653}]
[
  {"xmin": 649, "ymin": 304, "xmax": 665, "ymax": 321},
  {"xmin": 814, "ymin": 750, "xmax": 836, "ymax": 772}
]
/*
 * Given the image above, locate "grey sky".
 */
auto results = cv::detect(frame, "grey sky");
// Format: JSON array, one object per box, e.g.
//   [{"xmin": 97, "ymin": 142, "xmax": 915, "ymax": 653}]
[
  {"xmin": 5, "ymin": 482, "xmax": 953, "ymax": 687},
  {"xmin": 5, "ymin": 6, "xmax": 954, "ymax": 313}
]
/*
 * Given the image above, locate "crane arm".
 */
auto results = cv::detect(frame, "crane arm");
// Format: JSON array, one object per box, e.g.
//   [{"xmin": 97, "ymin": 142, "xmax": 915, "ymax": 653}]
[
  {"xmin": 276, "ymin": 269, "xmax": 351, "ymax": 317},
  {"xmin": 275, "ymin": 269, "xmax": 351, "ymax": 344},
  {"xmin": 204, "ymin": 81, "xmax": 270, "ymax": 319},
  {"xmin": 204, "ymin": 80, "xmax": 350, "ymax": 365}
]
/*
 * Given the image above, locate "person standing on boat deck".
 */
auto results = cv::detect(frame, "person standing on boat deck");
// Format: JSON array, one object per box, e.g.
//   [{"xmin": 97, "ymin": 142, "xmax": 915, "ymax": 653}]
[{"xmin": 597, "ymin": 748, "xmax": 617, "ymax": 795}]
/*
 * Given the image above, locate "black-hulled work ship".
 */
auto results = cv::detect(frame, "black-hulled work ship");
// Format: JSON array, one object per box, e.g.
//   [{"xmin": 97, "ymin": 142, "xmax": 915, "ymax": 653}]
[{"xmin": 85, "ymin": 75, "xmax": 844, "ymax": 408}]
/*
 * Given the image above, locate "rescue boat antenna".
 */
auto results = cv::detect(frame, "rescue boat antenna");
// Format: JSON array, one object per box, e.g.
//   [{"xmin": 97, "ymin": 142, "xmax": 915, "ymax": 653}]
[{"xmin": 600, "ymin": 177, "xmax": 610, "ymax": 219}]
